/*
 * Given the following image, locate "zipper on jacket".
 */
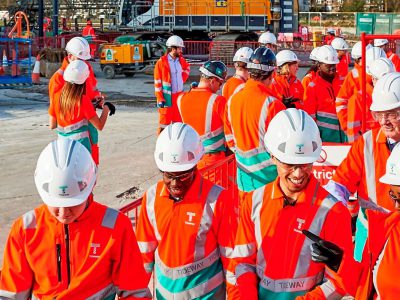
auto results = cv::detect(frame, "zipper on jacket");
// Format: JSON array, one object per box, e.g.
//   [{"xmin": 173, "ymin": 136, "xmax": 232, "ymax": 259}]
[
  {"xmin": 64, "ymin": 224, "xmax": 71, "ymax": 286},
  {"xmin": 56, "ymin": 244, "xmax": 62, "ymax": 282}
]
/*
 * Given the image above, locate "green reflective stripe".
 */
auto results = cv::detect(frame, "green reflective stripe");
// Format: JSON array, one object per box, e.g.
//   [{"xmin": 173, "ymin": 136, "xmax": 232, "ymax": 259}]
[
  {"xmin": 259, "ymin": 286, "xmax": 306, "ymax": 300},
  {"xmin": 155, "ymin": 248, "xmax": 219, "ymax": 280},
  {"xmin": 0, "ymin": 289, "xmax": 32, "ymax": 300},
  {"xmin": 236, "ymin": 151, "xmax": 274, "ymax": 172},
  {"xmin": 22, "ymin": 210, "xmax": 36, "ymax": 229},
  {"xmin": 144, "ymin": 262, "xmax": 155, "ymax": 273},
  {"xmin": 88, "ymin": 123, "xmax": 99, "ymax": 144},
  {"xmin": 354, "ymin": 208, "xmax": 368, "ymax": 262},
  {"xmin": 162, "ymin": 82, "xmax": 172, "ymax": 106},
  {"xmin": 237, "ymin": 165, "xmax": 277, "ymax": 192},
  {"xmin": 155, "ymin": 259, "xmax": 223, "ymax": 293},
  {"xmin": 203, "ymin": 132, "xmax": 226, "ymax": 153},
  {"xmin": 156, "ymin": 284, "xmax": 225, "ymax": 300},
  {"xmin": 258, "ymin": 272, "xmax": 324, "ymax": 293}
]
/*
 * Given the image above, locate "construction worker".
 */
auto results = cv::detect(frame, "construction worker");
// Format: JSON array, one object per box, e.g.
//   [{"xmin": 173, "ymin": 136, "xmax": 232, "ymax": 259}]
[
  {"xmin": 224, "ymin": 47, "xmax": 285, "ymax": 192},
  {"xmin": 136, "ymin": 122, "xmax": 239, "ymax": 299},
  {"xmin": 0, "ymin": 138, "xmax": 151, "ymax": 299},
  {"xmin": 324, "ymin": 28, "xmax": 336, "ymax": 45},
  {"xmin": 325, "ymin": 72, "xmax": 400, "ymax": 262},
  {"xmin": 301, "ymin": 47, "xmax": 320, "ymax": 91},
  {"xmin": 154, "ymin": 35, "xmax": 190, "ymax": 134},
  {"xmin": 49, "ymin": 36, "xmax": 103, "ymax": 164},
  {"xmin": 82, "ymin": 20, "xmax": 96, "ymax": 57},
  {"xmin": 347, "ymin": 144, "xmax": 400, "ymax": 298},
  {"xmin": 232, "ymin": 108, "xmax": 354, "ymax": 299},
  {"xmin": 49, "ymin": 60, "xmax": 114, "ymax": 155},
  {"xmin": 177, "ymin": 60, "xmax": 228, "ymax": 169},
  {"xmin": 369, "ymin": 57, "xmax": 395, "ymax": 86},
  {"xmin": 374, "ymin": 38, "xmax": 400, "ymax": 71},
  {"xmin": 271, "ymin": 49, "xmax": 304, "ymax": 109},
  {"xmin": 303, "ymin": 45, "xmax": 346, "ymax": 143},
  {"xmin": 258, "ymin": 32, "xmax": 278, "ymax": 53},
  {"xmin": 331, "ymin": 37, "xmax": 350, "ymax": 87},
  {"xmin": 222, "ymin": 47, "xmax": 253, "ymax": 100},
  {"xmin": 336, "ymin": 45, "xmax": 386, "ymax": 143}
]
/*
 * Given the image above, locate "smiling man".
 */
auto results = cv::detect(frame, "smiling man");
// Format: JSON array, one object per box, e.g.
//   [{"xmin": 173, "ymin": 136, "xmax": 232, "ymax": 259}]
[
  {"xmin": 136, "ymin": 122, "xmax": 239, "ymax": 299},
  {"xmin": 232, "ymin": 109, "xmax": 354, "ymax": 299}
]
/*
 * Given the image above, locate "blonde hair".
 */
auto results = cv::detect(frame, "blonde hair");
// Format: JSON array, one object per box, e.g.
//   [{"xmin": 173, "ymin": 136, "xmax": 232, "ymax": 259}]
[
  {"xmin": 279, "ymin": 63, "xmax": 291, "ymax": 76},
  {"xmin": 59, "ymin": 82, "xmax": 86, "ymax": 121}
]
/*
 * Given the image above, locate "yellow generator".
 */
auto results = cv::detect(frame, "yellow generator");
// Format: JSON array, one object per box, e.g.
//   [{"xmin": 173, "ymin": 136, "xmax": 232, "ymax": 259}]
[{"xmin": 100, "ymin": 43, "xmax": 145, "ymax": 79}]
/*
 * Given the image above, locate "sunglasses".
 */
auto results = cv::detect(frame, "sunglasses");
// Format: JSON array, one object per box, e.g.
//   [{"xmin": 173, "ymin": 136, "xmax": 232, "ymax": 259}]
[
  {"xmin": 276, "ymin": 158, "xmax": 313, "ymax": 172},
  {"xmin": 162, "ymin": 170, "xmax": 194, "ymax": 182},
  {"xmin": 389, "ymin": 189, "xmax": 400, "ymax": 203}
]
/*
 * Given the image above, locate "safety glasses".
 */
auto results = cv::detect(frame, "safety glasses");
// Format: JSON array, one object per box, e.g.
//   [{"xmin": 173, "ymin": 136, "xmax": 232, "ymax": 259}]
[
  {"xmin": 372, "ymin": 110, "xmax": 400, "ymax": 122},
  {"xmin": 389, "ymin": 189, "xmax": 400, "ymax": 203},
  {"xmin": 275, "ymin": 158, "xmax": 313, "ymax": 172},
  {"xmin": 162, "ymin": 170, "xmax": 194, "ymax": 182}
]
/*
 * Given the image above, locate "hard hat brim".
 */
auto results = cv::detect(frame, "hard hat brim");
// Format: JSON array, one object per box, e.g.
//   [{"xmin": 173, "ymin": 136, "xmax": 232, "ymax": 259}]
[{"xmin": 379, "ymin": 174, "xmax": 400, "ymax": 186}]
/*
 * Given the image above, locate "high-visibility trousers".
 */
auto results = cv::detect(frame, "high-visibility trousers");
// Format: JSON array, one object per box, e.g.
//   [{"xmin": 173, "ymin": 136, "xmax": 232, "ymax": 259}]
[{"xmin": 158, "ymin": 92, "xmax": 183, "ymax": 133}]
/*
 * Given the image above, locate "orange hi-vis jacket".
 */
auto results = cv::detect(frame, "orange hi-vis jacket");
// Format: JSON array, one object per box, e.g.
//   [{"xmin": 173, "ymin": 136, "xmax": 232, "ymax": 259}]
[
  {"xmin": 301, "ymin": 70, "xmax": 317, "ymax": 91},
  {"xmin": 336, "ymin": 64, "xmax": 376, "ymax": 143},
  {"xmin": 177, "ymin": 87, "xmax": 227, "ymax": 168},
  {"xmin": 222, "ymin": 74, "xmax": 246, "ymax": 100},
  {"xmin": 270, "ymin": 74, "xmax": 304, "ymax": 109},
  {"xmin": 387, "ymin": 50, "xmax": 400, "ymax": 72},
  {"xmin": 303, "ymin": 73, "xmax": 345, "ymax": 143},
  {"xmin": 224, "ymin": 78, "xmax": 286, "ymax": 192},
  {"xmin": 154, "ymin": 54, "xmax": 190, "ymax": 106},
  {"xmin": 0, "ymin": 200, "xmax": 151, "ymax": 300},
  {"xmin": 136, "ymin": 173, "xmax": 239, "ymax": 299},
  {"xmin": 326, "ymin": 128, "xmax": 393, "ymax": 212},
  {"xmin": 351, "ymin": 210, "xmax": 400, "ymax": 299},
  {"xmin": 231, "ymin": 176, "xmax": 354, "ymax": 299},
  {"xmin": 82, "ymin": 25, "xmax": 96, "ymax": 39}
]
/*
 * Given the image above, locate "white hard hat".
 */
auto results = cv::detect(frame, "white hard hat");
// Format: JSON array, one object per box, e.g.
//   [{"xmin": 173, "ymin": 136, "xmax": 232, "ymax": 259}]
[
  {"xmin": 309, "ymin": 47, "xmax": 320, "ymax": 61},
  {"xmin": 233, "ymin": 47, "xmax": 253, "ymax": 63},
  {"xmin": 351, "ymin": 41, "xmax": 373, "ymax": 60},
  {"xmin": 374, "ymin": 39, "xmax": 389, "ymax": 47},
  {"xmin": 63, "ymin": 60, "xmax": 90, "ymax": 84},
  {"xmin": 65, "ymin": 37, "xmax": 91, "ymax": 60},
  {"xmin": 34, "ymin": 139, "xmax": 97, "ymax": 207},
  {"xmin": 331, "ymin": 37, "xmax": 349, "ymax": 50},
  {"xmin": 327, "ymin": 28, "xmax": 335, "ymax": 34},
  {"xmin": 316, "ymin": 45, "xmax": 339, "ymax": 64},
  {"xmin": 166, "ymin": 35, "xmax": 185, "ymax": 48},
  {"xmin": 264, "ymin": 108, "xmax": 322, "ymax": 164},
  {"xmin": 258, "ymin": 32, "xmax": 277, "ymax": 46},
  {"xmin": 380, "ymin": 144, "xmax": 400, "ymax": 185},
  {"xmin": 276, "ymin": 50, "xmax": 300, "ymax": 67},
  {"xmin": 154, "ymin": 123, "xmax": 204, "ymax": 172},
  {"xmin": 371, "ymin": 72, "xmax": 400, "ymax": 112},
  {"xmin": 365, "ymin": 46, "xmax": 387, "ymax": 75},
  {"xmin": 369, "ymin": 57, "xmax": 395, "ymax": 79}
]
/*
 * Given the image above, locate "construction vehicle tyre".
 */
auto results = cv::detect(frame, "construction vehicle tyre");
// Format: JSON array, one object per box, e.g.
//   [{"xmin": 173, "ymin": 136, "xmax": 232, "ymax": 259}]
[{"xmin": 103, "ymin": 65, "xmax": 115, "ymax": 79}]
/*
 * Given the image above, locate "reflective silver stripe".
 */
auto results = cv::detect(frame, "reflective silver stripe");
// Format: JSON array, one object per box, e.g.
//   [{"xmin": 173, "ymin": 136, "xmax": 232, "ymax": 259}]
[
  {"xmin": 204, "ymin": 94, "xmax": 219, "ymax": 133},
  {"xmin": 335, "ymin": 98, "xmax": 347, "ymax": 104},
  {"xmin": 389, "ymin": 53, "xmax": 395, "ymax": 60},
  {"xmin": 317, "ymin": 111, "xmax": 338, "ymax": 119},
  {"xmin": 204, "ymin": 139, "xmax": 225, "ymax": 152},
  {"xmin": 348, "ymin": 121, "xmax": 361, "ymax": 128},
  {"xmin": 156, "ymin": 270, "xmax": 224, "ymax": 300},
  {"xmin": 232, "ymin": 83, "xmax": 245, "ymax": 96},
  {"xmin": 202, "ymin": 127, "xmax": 224, "ymax": 140},
  {"xmin": 258, "ymin": 96, "xmax": 274, "ymax": 146},
  {"xmin": 102, "ymin": 208, "xmax": 119, "ymax": 229},
  {"xmin": 57, "ymin": 68, "xmax": 64, "ymax": 76},
  {"xmin": 219, "ymin": 245, "xmax": 234, "ymax": 258},
  {"xmin": 154, "ymin": 79, "xmax": 162, "ymax": 84},
  {"xmin": 294, "ymin": 194, "xmax": 336, "ymax": 277},
  {"xmin": 316, "ymin": 120, "xmax": 340, "ymax": 131},
  {"xmin": 146, "ymin": 184, "xmax": 161, "ymax": 240},
  {"xmin": 236, "ymin": 263, "xmax": 256, "ymax": 278},
  {"xmin": 320, "ymin": 279, "xmax": 342, "ymax": 299},
  {"xmin": 138, "ymin": 241, "xmax": 158, "ymax": 253},
  {"xmin": 22, "ymin": 210, "xmax": 36, "ymax": 229},
  {"xmin": 144, "ymin": 262, "xmax": 154, "ymax": 273},
  {"xmin": 236, "ymin": 158, "xmax": 274, "ymax": 173},
  {"xmin": 0, "ymin": 289, "xmax": 32, "ymax": 300},
  {"xmin": 177, "ymin": 93, "xmax": 184, "ymax": 119},
  {"xmin": 155, "ymin": 248, "xmax": 219, "ymax": 279},
  {"xmin": 335, "ymin": 105, "xmax": 347, "ymax": 112},
  {"xmin": 233, "ymin": 243, "xmax": 256, "ymax": 258},
  {"xmin": 252, "ymin": 186, "xmax": 266, "ymax": 247},
  {"xmin": 363, "ymin": 131, "xmax": 377, "ymax": 204},
  {"xmin": 162, "ymin": 81, "xmax": 172, "ymax": 87},
  {"xmin": 358, "ymin": 197, "xmax": 389, "ymax": 213},
  {"xmin": 259, "ymin": 272, "xmax": 324, "ymax": 293},
  {"xmin": 86, "ymin": 283, "xmax": 116, "ymax": 300},
  {"xmin": 225, "ymin": 133, "xmax": 233, "ymax": 142},
  {"xmin": 57, "ymin": 119, "xmax": 88, "ymax": 133},
  {"xmin": 226, "ymin": 270, "xmax": 237, "ymax": 285},
  {"xmin": 155, "ymin": 87, "xmax": 162, "ymax": 92},
  {"xmin": 235, "ymin": 146, "xmax": 266, "ymax": 158},
  {"xmin": 58, "ymin": 131, "xmax": 90, "ymax": 141},
  {"xmin": 163, "ymin": 90, "xmax": 172, "ymax": 96},
  {"xmin": 194, "ymin": 185, "xmax": 223, "ymax": 260},
  {"xmin": 352, "ymin": 68, "xmax": 359, "ymax": 78},
  {"xmin": 117, "ymin": 287, "xmax": 152, "ymax": 299}
]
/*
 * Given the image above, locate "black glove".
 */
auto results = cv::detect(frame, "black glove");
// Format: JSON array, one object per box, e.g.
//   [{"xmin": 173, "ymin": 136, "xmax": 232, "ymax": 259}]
[
  {"xmin": 104, "ymin": 102, "xmax": 116, "ymax": 116},
  {"xmin": 282, "ymin": 96, "xmax": 299, "ymax": 109},
  {"xmin": 157, "ymin": 101, "xmax": 165, "ymax": 108},
  {"xmin": 302, "ymin": 230, "xmax": 343, "ymax": 272}
]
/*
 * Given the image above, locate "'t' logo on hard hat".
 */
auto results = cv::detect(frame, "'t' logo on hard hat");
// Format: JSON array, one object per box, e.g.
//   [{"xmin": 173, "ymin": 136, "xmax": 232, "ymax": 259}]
[
  {"xmin": 59, "ymin": 185, "xmax": 68, "ymax": 195},
  {"xmin": 295, "ymin": 144, "xmax": 304, "ymax": 154}
]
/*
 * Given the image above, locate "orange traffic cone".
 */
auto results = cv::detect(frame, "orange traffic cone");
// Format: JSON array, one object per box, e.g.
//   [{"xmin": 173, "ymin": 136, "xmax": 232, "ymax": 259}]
[
  {"xmin": 32, "ymin": 54, "xmax": 41, "ymax": 84},
  {"xmin": 2, "ymin": 49, "xmax": 7, "ymax": 67},
  {"xmin": 11, "ymin": 49, "xmax": 20, "ymax": 77}
]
